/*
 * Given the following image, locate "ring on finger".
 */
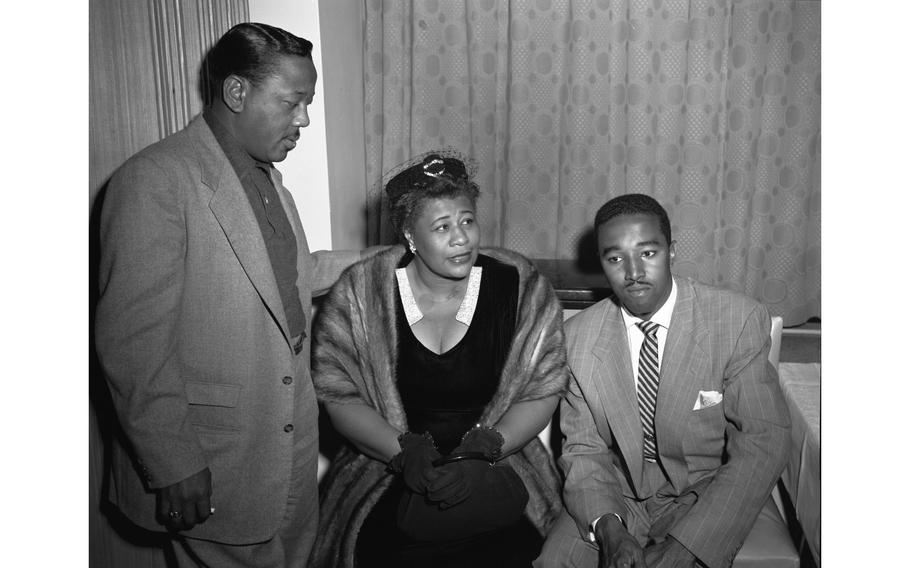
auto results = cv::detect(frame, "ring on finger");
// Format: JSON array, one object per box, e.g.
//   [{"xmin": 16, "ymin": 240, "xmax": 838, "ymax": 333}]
[{"xmin": 168, "ymin": 510, "xmax": 183, "ymax": 520}]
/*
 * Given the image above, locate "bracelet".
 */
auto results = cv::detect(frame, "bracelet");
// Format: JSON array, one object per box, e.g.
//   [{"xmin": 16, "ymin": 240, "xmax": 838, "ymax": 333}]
[
  {"xmin": 460, "ymin": 424, "xmax": 505, "ymax": 461},
  {"xmin": 460, "ymin": 423, "xmax": 504, "ymax": 444},
  {"xmin": 397, "ymin": 430, "xmax": 437, "ymax": 447}
]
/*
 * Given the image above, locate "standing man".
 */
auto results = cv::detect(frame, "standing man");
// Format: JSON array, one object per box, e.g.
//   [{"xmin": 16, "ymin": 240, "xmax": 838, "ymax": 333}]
[
  {"xmin": 537, "ymin": 194, "xmax": 790, "ymax": 568},
  {"xmin": 95, "ymin": 23, "xmax": 363, "ymax": 567}
]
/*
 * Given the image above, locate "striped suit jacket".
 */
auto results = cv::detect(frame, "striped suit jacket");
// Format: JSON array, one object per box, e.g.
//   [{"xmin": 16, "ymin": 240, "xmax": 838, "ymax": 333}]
[{"xmin": 559, "ymin": 277, "xmax": 790, "ymax": 568}]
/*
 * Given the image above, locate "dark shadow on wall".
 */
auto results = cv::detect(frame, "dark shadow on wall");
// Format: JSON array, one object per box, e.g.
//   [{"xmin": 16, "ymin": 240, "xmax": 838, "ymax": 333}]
[
  {"xmin": 364, "ymin": 185, "xmax": 397, "ymax": 247},
  {"xmin": 198, "ymin": 48, "xmax": 215, "ymax": 109},
  {"xmin": 573, "ymin": 226, "xmax": 603, "ymax": 275}
]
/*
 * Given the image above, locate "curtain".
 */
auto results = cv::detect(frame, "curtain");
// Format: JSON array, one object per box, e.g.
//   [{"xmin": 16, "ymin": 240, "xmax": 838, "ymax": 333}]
[{"xmin": 362, "ymin": 0, "xmax": 820, "ymax": 325}]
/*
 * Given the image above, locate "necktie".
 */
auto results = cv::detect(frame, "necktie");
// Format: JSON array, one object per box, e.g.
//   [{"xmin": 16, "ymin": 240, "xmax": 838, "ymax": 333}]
[{"xmin": 636, "ymin": 321, "xmax": 661, "ymax": 462}]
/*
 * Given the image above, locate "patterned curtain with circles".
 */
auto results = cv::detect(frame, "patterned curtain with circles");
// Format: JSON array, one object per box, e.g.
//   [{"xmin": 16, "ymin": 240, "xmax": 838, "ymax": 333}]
[{"xmin": 363, "ymin": 0, "xmax": 820, "ymax": 325}]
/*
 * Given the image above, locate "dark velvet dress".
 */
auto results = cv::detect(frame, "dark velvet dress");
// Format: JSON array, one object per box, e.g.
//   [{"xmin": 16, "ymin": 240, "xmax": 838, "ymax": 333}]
[{"xmin": 354, "ymin": 255, "xmax": 542, "ymax": 568}]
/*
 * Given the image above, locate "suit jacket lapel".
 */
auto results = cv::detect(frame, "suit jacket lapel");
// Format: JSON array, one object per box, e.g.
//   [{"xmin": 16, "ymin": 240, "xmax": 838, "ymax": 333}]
[
  {"xmin": 191, "ymin": 118, "xmax": 291, "ymax": 342},
  {"xmin": 590, "ymin": 300, "xmax": 646, "ymax": 494},
  {"xmin": 656, "ymin": 277, "xmax": 709, "ymax": 491}
]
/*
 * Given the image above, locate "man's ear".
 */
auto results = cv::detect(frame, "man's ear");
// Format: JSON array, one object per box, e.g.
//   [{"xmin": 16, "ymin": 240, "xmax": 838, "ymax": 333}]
[
  {"xmin": 668, "ymin": 240, "xmax": 677, "ymax": 265},
  {"xmin": 222, "ymin": 74, "xmax": 247, "ymax": 113}
]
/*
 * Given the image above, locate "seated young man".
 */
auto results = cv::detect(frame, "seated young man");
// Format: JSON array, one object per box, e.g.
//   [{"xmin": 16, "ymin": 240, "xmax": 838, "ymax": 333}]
[{"xmin": 536, "ymin": 194, "xmax": 790, "ymax": 568}]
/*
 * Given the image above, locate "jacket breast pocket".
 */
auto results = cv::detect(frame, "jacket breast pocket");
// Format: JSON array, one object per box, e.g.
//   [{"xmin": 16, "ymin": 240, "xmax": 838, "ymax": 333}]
[
  {"xmin": 185, "ymin": 381, "xmax": 243, "ymax": 432},
  {"xmin": 685, "ymin": 401, "xmax": 725, "ymax": 455}
]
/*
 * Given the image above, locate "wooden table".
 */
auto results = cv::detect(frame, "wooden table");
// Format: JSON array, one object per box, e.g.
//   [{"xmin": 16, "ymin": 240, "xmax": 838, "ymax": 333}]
[{"xmin": 530, "ymin": 258, "xmax": 610, "ymax": 310}]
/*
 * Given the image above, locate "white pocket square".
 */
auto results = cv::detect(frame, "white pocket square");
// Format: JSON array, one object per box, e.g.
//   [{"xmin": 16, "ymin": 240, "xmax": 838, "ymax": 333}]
[{"xmin": 693, "ymin": 390, "xmax": 723, "ymax": 410}]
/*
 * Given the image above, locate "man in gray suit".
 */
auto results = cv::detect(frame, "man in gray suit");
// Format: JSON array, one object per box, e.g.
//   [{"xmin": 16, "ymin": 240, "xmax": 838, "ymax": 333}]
[
  {"xmin": 95, "ymin": 23, "xmax": 363, "ymax": 567},
  {"xmin": 536, "ymin": 194, "xmax": 790, "ymax": 568}
]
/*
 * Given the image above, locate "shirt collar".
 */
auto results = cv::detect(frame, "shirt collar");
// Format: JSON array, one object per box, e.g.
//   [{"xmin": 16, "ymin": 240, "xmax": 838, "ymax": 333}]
[
  {"xmin": 395, "ymin": 266, "xmax": 483, "ymax": 326},
  {"xmin": 203, "ymin": 107, "xmax": 272, "ymax": 178},
  {"xmin": 620, "ymin": 276, "xmax": 678, "ymax": 333}
]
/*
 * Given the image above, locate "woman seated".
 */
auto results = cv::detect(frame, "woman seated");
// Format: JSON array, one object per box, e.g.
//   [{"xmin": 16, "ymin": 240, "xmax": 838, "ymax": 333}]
[{"xmin": 309, "ymin": 152, "xmax": 568, "ymax": 568}]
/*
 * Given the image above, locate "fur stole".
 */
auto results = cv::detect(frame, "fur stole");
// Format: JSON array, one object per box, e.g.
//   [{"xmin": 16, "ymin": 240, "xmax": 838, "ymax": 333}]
[{"xmin": 310, "ymin": 245, "xmax": 568, "ymax": 568}]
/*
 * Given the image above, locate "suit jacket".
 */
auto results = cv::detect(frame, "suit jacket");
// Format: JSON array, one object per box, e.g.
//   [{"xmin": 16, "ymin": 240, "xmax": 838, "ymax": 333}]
[
  {"xmin": 95, "ymin": 115, "xmax": 360, "ymax": 544},
  {"xmin": 559, "ymin": 277, "xmax": 790, "ymax": 568}
]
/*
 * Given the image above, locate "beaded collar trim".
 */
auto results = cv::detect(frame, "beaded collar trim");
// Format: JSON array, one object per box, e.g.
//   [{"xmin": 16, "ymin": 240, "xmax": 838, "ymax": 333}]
[{"xmin": 395, "ymin": 266, "xmax": 483, "ymax": 327}]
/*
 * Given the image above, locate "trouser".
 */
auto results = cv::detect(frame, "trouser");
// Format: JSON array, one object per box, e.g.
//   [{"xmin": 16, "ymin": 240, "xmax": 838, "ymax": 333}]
[
  {"xmin": 534, "ymin": 460, "xmax": 705, "ymax": 568},
  {"xmin": 169, "ymin": 433, "xmax": 318, "ymax": 568}
]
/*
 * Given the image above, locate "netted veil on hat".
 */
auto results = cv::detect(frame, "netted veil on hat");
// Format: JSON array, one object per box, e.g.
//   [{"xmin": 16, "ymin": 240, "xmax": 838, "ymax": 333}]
[
  {"xmin": 379, "ymin": 149, "xmax": 479, "ymax": 238},
  {"xmin": 382, "ymin": 150, "xmax": 477, "ymax": 204}
]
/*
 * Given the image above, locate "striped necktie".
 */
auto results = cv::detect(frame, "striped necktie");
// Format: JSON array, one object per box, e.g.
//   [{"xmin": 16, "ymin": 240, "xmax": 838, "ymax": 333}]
[{"xmin": 636, "ymin": 321, "xmax": 661, "ymax": 463}]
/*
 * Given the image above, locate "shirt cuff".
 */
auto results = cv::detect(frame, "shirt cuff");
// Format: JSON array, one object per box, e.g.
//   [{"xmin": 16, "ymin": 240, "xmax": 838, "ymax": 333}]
[{"xmin": 587, "ymin": 513, "xmax": 624, "ymax": 544}]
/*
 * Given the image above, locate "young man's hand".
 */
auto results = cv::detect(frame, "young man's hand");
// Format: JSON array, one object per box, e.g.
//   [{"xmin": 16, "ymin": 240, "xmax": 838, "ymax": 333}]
[{"xmin": 594, "ymin": 514, "xmax": 647, "ymax": 568}]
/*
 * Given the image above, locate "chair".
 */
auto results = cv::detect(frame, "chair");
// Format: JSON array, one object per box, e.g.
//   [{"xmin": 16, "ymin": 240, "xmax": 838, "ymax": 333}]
[
  {"xmin": 769, "ymin": 315, "xmax": 784, "ymax": 373},
  {"xmin": 731, "ymin": 315, "xmax": 799, "ymax": 567},
  {"xmin": 767, "ymin": 316, "xmax": 785, "ymax": 513},
  {"xmin": 732, "ymin": 495, "xmax": 800, "ymax": 567},
  {"xmin": 767, "ymin": 316, "xmax": 788, "ymax": 518}
]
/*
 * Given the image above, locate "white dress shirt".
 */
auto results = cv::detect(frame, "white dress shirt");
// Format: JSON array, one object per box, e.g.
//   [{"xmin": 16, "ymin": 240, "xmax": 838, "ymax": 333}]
[{"xmin": 620, "ymin": 277, "xmax": 678, "ymax": 389}]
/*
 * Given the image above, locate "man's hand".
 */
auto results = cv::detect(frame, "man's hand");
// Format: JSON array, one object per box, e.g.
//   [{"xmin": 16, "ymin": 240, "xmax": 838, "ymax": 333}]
[
  {"xmin": 643, "ymin": 536, "xmax": 700, "ymax": 568},
  {"xmin": 595, "ymin": 514, "xmax": 646, "ymax": 568},
  {"xmin": 157, "ymin": 467, "xmax": 213, "ymax": 532}
]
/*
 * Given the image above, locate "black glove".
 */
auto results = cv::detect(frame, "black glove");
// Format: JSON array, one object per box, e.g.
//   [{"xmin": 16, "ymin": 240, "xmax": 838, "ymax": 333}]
[
  {"xmin": 387, "ymin": 431, "xmax": 442, "ymax": 494},
  {"xmin": 426, "ymin": 425, "xmax": 505, "ymax": 508},
  {"xmin": 426, "ymin": 459, "xmax": 489, "ymax": 508}
]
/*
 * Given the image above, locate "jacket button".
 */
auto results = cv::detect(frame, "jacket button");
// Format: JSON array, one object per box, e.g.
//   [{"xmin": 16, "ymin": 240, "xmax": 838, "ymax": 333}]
[
  {"xmin": 284, "ymin": 424, "xmax": 294, "ymax": 433},
  {"xmin": 282, "ymin": 376, "xmax": 293, "ymax": 385}
]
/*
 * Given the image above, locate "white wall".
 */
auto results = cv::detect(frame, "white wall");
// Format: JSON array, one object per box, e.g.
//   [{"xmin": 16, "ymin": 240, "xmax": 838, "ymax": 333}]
[{"xmin": 248, "ymin": 0, "xmax": 333, "ymax": 251}]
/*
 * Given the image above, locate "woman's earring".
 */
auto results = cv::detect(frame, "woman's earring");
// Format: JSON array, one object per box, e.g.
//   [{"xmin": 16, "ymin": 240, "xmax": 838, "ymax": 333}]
[{"xmin": 409, "ymin": 243, "xmax": 416, "ymax": 254}]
